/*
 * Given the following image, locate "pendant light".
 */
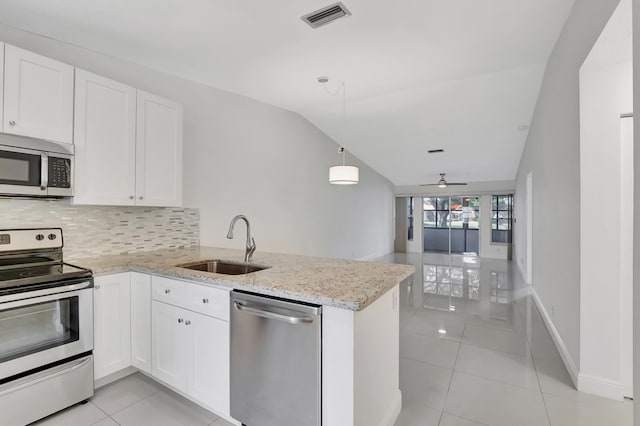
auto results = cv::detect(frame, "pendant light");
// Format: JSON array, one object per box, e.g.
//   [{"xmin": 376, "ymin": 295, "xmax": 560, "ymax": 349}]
[
  {"xmin": 319, "ymin": 76, "xmax": 359, "ymax": 185},
  {"xmin": 329, "ymin": 147, "xmax": 359, "ymax": 185}
]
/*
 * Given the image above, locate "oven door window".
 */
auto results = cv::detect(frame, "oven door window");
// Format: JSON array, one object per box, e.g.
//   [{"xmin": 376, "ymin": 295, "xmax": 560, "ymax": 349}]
[
  {"xmin": 0, "ymin": 296, "xmax": 79, "ymax": 363},
  {"xmin": 0, "ymin": 150, "xmax": 41, "ymax": 187}
]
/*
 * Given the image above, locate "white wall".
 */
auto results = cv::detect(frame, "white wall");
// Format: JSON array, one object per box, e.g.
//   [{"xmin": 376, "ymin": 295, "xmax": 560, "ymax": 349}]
[
  {"xmin": 579, "ymin": 0, "xmax": 632, "ymax": 397},
  {"xmin": 0, "ymin": 24, "xmax": 395, "ymax": 260},
  {"xmin": 515, "ymin": 0, "xmax": 622, "ymax": 376}
]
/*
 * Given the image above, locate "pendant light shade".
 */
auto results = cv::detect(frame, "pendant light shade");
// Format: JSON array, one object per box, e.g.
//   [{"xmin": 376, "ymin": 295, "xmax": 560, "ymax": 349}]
[
  {"xmin": 329, "ymin": 147, "xmax": 359, "ymax": 185},
  {"xmin": 329, "ymin": 165, "xmax": 359, "ymax": 185},
  {"xmin": 319, "ymin": 77, "xmax": 360, "ymax": 185}
]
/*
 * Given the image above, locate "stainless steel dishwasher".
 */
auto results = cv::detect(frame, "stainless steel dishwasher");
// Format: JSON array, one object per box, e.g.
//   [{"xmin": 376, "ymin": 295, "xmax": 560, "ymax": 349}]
[{"xmin": 230, "ymin": 291, "xmax": 321, "ymax": 426}]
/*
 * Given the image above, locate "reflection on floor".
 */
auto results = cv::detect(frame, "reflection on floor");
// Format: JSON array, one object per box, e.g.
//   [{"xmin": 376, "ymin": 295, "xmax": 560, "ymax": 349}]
[{"xmin": 374, "ymin": 252, "xmax": 633, "ymax": 426}]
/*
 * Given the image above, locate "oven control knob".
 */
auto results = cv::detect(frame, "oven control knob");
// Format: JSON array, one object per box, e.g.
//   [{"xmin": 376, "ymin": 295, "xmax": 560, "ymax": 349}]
[
  {"xmin": 48, "ymin": 234, "xmax": 57, "ymax": 240},
  {"xmin": 35, "ymin": 234, "xmax": 45, "ymax": 241}
]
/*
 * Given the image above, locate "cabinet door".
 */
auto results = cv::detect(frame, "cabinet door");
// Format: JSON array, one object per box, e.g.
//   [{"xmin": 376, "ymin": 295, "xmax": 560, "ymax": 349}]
[
  {"xmin": 152, "ymin": 301, "xmax": 188, "ymax": 392},
  {"xmin": 136, "ymin": 91, "xmax": 183, "ymax": 207},
  {"xmin": 187, "ymin": 312, "xmax": 230, "ymax": 416},
  {"xmin": 3, "ymin": 45, "xmax": 74, "ymax": 144},
  {"xmin": 94, "ymin": 273, "xmax": 131, "ymax": 380},
  {"xmin": 131, "ymin": 273, "xmax": 152, "ymax": 373},
  {"xmin": 74, "ymin": 69, "xmax": 136, "ymax": 205}
]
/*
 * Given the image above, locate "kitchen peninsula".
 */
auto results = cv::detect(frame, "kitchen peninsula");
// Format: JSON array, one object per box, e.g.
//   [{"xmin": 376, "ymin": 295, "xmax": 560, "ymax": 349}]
[{"xmin": 78, "ymin": 246, "xmax": 415, "ymax": 426}]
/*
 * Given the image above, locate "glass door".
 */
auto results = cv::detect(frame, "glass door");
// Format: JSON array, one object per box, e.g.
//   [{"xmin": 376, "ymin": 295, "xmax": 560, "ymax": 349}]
[
  {"xmin": 0, "ymin": 149, "xmax": 42, "ymax": 187},
  {"xmin": 0, "ymin": 296, "xmax": 79, "ymax": 363}
]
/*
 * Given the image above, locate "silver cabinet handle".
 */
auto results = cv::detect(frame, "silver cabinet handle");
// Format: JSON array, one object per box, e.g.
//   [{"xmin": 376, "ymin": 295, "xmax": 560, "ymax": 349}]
[
  {"xmin": 94, "ymin": 285, "xmax": 101, "ymax": 290},
  {"xmin": 139, "ymin": 196, "xmax": 144, "ymax": 200},
  {"xmin": 164, "ymin": 289, "xmax": 171, "ymax": 294},
  {"xmin": 178, "ymin": 318, "xmax": 183, "ymax": 324},
  {"xmin": 129, "ymin": 196, "xmax": 134, "ymax": 200},
  {"xmin": 185, "ymin": 320, "xmax": 191, "ymax": 326},
  {"xmin": 233, "ymin": 301, "xmax": 313, "ymax": 324},
  {"xmin": 202, "ymin": 298, "xmax": 209, "ymax": 304},
  {"xmin": 8, "ymin": 120, "xmax": 15, "ymax": 126}
]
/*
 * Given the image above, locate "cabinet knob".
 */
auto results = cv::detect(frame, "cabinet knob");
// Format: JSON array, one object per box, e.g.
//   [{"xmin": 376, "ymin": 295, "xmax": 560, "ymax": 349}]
[
  {"xmin": 129, "ymin": 195, "xmax": 134, "ymax": 200},
  {"xmin": 185, "ymin": 320, "xmax": 191, "ymax": 326},
  {"xmin": 164, "ymin": 289, "xmax": 171, "ymax": 294},
  {"xmin": 94, "ymin": 285, "xmax": 101, "ymax": 290},
  {"xmin": 202, "ymin": 298, "xmax": 209, "ymax": 304},
  {"xmin": 178, "ymin": 318, "xmax": 183, "ymax": 324},
  {"xmin": 8, "ymin": 120, "xmax": 15, "ymax": 126},
  {"xmin": 139, "ymin": 196, "xmax": 144, "ymax": 200}
]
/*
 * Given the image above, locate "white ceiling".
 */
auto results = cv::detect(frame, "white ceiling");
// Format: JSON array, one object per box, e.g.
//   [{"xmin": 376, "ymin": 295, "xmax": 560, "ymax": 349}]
[{"xmin": 0, "ymin": 0, "xmax": 575, "ymax": 185}]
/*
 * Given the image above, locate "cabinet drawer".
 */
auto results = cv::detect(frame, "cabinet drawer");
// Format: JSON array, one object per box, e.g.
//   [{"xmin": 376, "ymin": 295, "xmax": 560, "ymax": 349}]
[
  {"xmin": 152, "ymin": 276, "xmax": 187, "ymax": 306},
  {"xmin": 186, "ymin": 285, "xmax": 229, "ymax": 321}
]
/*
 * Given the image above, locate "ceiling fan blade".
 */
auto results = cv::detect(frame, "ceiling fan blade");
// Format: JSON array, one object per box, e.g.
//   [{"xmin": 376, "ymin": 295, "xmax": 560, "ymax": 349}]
[
  {"xmin": 419, "ymin": 183, "xmax": 441, "ymax": 186},
  {"xmin": 446, "ymin": 182, "xmax": 468, "ymax": 186}
]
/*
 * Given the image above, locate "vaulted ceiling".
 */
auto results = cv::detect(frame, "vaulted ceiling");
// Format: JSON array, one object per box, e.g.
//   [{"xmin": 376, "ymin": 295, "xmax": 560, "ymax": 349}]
[{"xmin": 0, "ymin": 0, "xmax": 576, "ymax": 185}]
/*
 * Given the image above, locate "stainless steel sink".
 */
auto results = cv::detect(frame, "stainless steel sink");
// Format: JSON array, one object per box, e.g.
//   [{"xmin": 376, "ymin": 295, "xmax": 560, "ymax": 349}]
[{"xmin": 177, "ymin": 260, "xmax": 269, "ymax": 275}]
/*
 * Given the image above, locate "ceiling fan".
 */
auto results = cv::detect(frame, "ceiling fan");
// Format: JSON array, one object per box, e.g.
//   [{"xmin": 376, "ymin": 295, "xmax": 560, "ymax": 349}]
[{"xmin": 420, "ymin": 173, "xmax": 468, "ymax": 188}]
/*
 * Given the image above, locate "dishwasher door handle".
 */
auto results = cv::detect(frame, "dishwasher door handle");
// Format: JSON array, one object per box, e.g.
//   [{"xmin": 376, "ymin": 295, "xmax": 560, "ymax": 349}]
[{"xmin": 233, "ymin": 301, "xmax": 314, "ymax": 324}]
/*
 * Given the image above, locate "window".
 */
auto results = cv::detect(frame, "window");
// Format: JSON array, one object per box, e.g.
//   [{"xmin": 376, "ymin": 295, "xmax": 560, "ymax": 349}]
[
  {"xmin": 424, "ymin": 197, "xmax": 480, "ymax": 229},
  {"xmin": 407, "ymin": 197, "xmax": 414, "ymax": 241},
  {"xmin": 491, "ymin": 194, "xmax": 513, "ymax": 243}
]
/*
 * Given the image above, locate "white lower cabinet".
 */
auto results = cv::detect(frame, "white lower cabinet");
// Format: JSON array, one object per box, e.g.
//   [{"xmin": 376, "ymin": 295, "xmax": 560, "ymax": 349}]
[
  {"xmin": 131, "ymin": 272, "xmax": 152, "ymax": 373},
  {"xmin": 152, "ymin": 300, "xmax": 189, "ymax": 391},
  {"xmin": 150, "ymin": 275, "xmax": 230, "ymax": 417},
  {"xmin": 94, "ymin": 272, "xmax": 230, "ymax": 418},
  {"xmin": 94, "ymin": 273, "xmax": 131, "ymax": 380},
  {"xmin": 188, "ymin": 311, "xmax": 230, "ymax": 414}
]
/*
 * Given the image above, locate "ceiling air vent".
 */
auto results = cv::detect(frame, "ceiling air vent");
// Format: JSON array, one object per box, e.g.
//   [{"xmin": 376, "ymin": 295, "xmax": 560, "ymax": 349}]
[
  {"xmin": 428, "ymin": 149, "xmax": 445, "ymax": 154},
  {"xmin": 301, "ymin": 2, "xmax": 352, "ymax": 29}
]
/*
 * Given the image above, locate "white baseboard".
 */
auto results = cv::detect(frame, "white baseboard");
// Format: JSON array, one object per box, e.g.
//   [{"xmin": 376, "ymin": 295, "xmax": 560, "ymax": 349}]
[
  {"xmin": 530, "ymin": 288, "xmax": 579, "ymax": 387},
  {"xmin": 379, "ymin": 389, "xmax": 402, "ymax": 426},
  {"xmin": 577, "ymin": 373, "xmax": 624, "ymax": 401},
  {"xmin": 95, "ymin": 366, "xmax": 138, "ymax": 388}
]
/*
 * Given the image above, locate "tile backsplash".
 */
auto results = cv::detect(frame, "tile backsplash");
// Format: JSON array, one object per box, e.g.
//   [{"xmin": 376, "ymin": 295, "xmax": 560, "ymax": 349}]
[{"xmin": 0, "ymin": 198, "xmax": 199, "ymax": 260}]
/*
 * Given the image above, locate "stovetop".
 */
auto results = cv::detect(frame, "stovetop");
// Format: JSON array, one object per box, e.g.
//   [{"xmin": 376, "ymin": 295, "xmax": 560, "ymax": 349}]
[
  {"xmin": 0, "ymin": 228, "xmax": 92, "ymax": 295},
  {"xmin": 0, "ymin": 262, "xmax": 92, "ymax": 293}
]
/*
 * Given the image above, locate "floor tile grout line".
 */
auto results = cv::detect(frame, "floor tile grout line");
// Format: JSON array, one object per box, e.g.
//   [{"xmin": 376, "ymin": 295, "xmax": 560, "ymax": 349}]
[
  {"xmin": 517, "ymin": 296, "xmax": 553, "ymax": 426},
  {"xmin": 436, "ymin": 318, "xmax": 466, "ymax": 426},
  {"xmin": 94, "ymin": 385, "xmax": 162, "ymax": 418}
]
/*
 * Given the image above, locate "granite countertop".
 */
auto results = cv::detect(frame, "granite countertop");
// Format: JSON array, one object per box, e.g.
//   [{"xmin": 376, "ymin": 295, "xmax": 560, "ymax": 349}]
[{"xmin": 71, "ymin": 247, "xmax": 415, "ymax": 311}]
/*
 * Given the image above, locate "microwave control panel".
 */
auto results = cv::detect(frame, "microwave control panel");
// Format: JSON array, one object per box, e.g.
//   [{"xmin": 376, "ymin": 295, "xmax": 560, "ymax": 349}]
[{"xmin": 48, "ymin": 157, "xmax": 71, "ymax": 188}]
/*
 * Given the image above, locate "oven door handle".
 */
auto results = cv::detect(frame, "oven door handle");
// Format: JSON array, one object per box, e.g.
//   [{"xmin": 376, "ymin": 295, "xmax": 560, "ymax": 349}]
[
  {"xmin": 0, "ymin": 355, "xmax": 91, "ymax": 397},
  {"xmin": 0, "ymin": 280, "xmax": 92, "ymax": 304}
]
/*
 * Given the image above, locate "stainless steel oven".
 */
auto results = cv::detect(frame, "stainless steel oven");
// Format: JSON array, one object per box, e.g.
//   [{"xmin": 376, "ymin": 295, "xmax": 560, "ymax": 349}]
[
  {"xmin": 0, "ymin": 280, "xmax": 93, "ymax": 380},
  {"xmin": 0, "ymin": 228, "xmax": 93, "ymax": 426},
  {"xmin": 0, "ymin": 136, "xmax": 73, "ymax": 197}
]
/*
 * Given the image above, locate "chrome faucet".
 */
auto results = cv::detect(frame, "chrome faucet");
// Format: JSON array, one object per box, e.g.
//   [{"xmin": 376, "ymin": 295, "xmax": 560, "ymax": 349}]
[{"xmin": 226, "ymin": 215, "xmax": 256, "ymax": 263}]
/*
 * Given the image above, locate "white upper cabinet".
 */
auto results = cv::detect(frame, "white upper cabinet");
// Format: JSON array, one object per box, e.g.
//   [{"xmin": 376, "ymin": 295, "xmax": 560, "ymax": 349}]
[
  {"xmin": 73, "ymin": 76, "xmax": 183, "ymax": 207},
  {"xmin": 74, "ymin": 69, "xmax": 137, "ymax": 205},
  {"xmin": 3, "ymin": 44, "xmax": 74, "ymax": 144},
  {"xmin": 136, "ymin": 91, "xmax": 183, "ymax": 207}
]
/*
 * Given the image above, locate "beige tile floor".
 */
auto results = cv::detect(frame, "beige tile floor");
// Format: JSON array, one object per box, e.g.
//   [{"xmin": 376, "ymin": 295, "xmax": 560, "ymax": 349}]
[
  {"xmin": 31, "ymin": 253, "xmax": 633, "ymax": 426},
  {"xmin": 386, "ymin": 252, "xmax": 633, "ymax": 426},
  {"xmin": 31, "ymin": 372, "xmax": 235, "ymax": 426}
]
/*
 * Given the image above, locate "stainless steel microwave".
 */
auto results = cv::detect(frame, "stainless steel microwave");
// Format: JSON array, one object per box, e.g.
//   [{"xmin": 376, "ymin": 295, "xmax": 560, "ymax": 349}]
[{"xmin": 0, "ymin": 136, "xmax": 73, "ymax": 197}]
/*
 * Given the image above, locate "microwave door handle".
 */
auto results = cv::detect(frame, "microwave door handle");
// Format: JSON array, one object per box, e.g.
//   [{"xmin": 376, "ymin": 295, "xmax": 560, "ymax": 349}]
[{"xmin": 40, "ymin": 152, "xmax": 48, "ymax": 191}]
